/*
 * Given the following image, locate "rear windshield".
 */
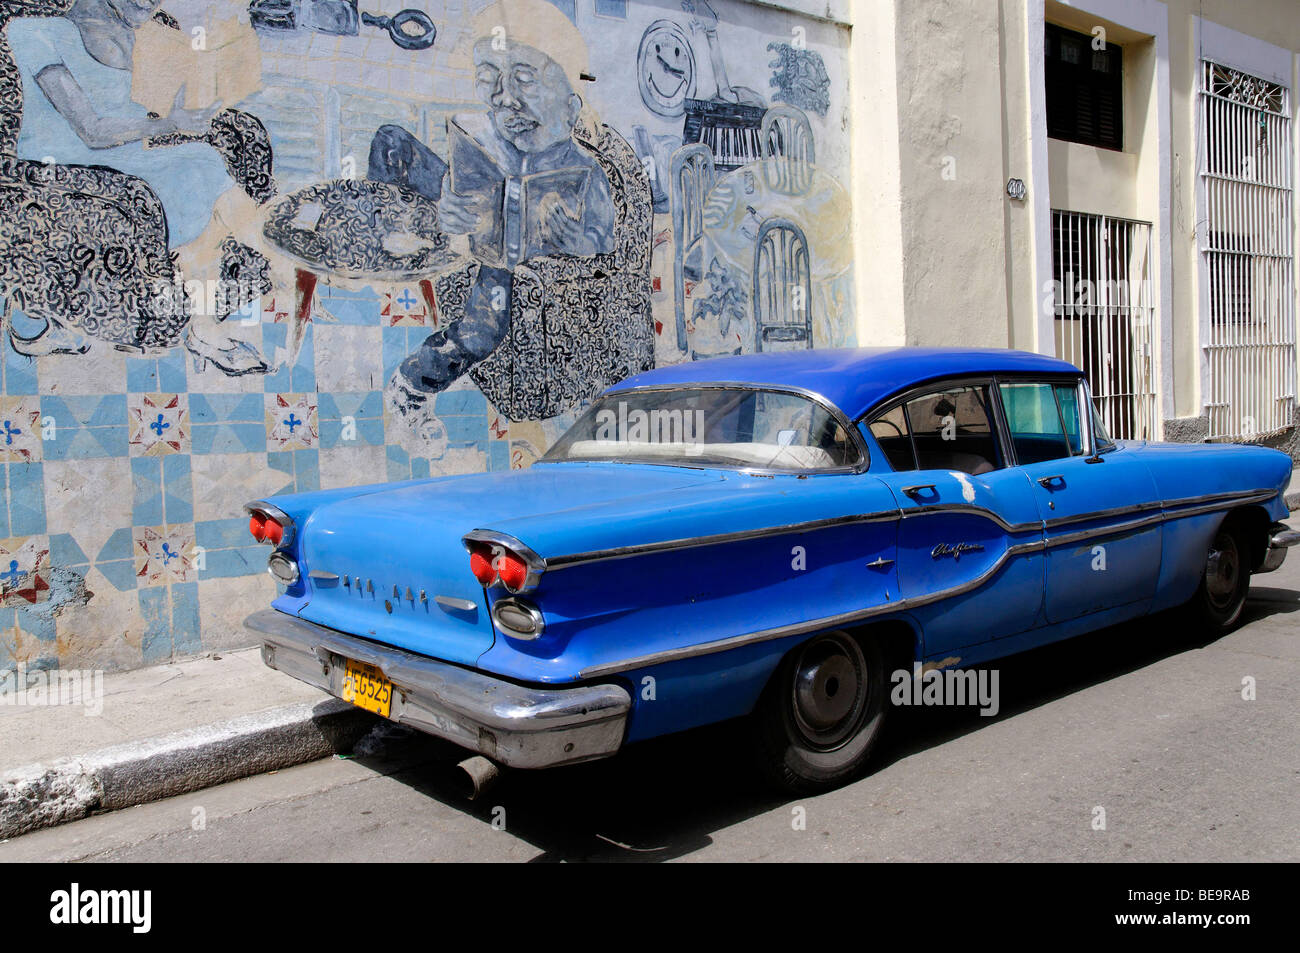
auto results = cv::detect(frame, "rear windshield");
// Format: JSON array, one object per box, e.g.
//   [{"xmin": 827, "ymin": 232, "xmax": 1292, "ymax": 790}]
[{"xmin": 543, "ymin": 387, "xmax": 861, "ymax": 472}]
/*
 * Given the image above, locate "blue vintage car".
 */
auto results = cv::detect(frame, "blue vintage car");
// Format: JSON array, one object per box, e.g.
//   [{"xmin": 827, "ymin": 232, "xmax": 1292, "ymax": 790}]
[{"xmin": 243, "ymin": 347, "xmax": 1297, "ymax": 791}]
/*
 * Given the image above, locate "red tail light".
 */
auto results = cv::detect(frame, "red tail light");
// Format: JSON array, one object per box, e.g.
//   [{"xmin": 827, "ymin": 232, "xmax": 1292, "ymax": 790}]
[
  {"xmin": 246, "ymin": 506, "xmax": 290, "ymax": 547},
  {"xmin": 467, "ymin": 543, "xmax": 531, "ymax": 591},
  {"xmin": 463, "ymin": 532, "xmax": 542, "ymax": 593},
  {"xmin": 469, "ymin": 545, "xmax": 497, "ymax": 585},
  {"xmin": 495, "ymin": 552, "xmax": 528, "ymax": 591}
]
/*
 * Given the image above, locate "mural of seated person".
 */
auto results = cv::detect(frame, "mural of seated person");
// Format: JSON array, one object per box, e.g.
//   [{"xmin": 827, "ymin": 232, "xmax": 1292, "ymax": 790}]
[
  {"xmin": 0, "ymin": 0, "xmax": 277, "ymax": 374},
  {"xmin": 369, "ymin": 0, "xmax": 653, "ymax": 423}
]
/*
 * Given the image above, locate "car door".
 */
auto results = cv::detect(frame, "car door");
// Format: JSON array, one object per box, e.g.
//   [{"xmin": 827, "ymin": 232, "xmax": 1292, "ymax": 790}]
[
  {"xmin": 996, "ymin": 378, "xmax": 1162, "ymax": 623},
  {"xmin": 865, "ymin": 380, "xmax": 1046, "ymax": 656}
]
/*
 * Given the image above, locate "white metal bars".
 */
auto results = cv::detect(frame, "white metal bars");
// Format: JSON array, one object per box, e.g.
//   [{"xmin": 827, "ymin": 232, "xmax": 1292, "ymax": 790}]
[
  {"xmin": 1051, "ymin": 210, "xmax": 1160, "ymax": 440},
  {"xmin": 1198, "ymin": 60, "xmax": 1295, "ymax": 440}
]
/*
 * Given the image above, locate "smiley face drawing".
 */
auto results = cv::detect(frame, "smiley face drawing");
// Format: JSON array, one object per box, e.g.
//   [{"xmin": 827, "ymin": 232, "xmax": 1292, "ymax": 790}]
[{"xmin": 636, "ymin": 20, "xmax": 697, "ymax": 117}]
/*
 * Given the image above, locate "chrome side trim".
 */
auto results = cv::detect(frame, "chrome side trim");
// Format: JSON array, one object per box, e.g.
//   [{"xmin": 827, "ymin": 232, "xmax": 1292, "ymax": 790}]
[
  {"xmin": 573, "ymin": 486, "xmax": 1282, "ymax": 678},
  {"xmin": 545, "ymin": 487, "xmax": 1280, "ymax": 572},
  {"xmin": 1161, "ymin": 488, "xmax": 1276, "ymax": 515},
  {"xmin": 578, "ymin": 539, "xmax": 1045, "ymax": 678},
  {"xmin": 1039, "ymin": 491, "xmax": 1274, "ymax": 539},
  {"xmin": 1044, "ymin": 513, "xmax": 1165, "ymax": 548},
  {"xmin": 1043, "ymin": 501, "xmax": 1163, "ymax": 529},
  {"xmin": 902, "ymin": 503, "xmax": 1040, "ymax": 535},
  {"xmin": 545, "ymin": 508, "xmax": 902, "ymax": 570}
]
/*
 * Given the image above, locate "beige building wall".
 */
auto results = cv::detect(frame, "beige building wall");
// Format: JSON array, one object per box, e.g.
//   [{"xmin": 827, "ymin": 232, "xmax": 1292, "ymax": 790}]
[{"xmin": 848, "ymin": 0, "xmax": 907, "ymax": 347}]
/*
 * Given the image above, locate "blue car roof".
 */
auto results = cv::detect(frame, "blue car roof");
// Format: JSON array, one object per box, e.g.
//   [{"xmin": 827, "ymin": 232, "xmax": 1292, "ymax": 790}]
[{"xmin": 608, "ymin": 347, "xmax": 1083, "ymax": 420}]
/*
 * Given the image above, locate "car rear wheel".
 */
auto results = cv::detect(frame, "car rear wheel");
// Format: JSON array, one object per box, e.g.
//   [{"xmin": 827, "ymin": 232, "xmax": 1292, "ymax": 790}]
[
  {"xmin": 1185, "ymin": 518, "xmax": 1251, "ymax": 632},
  {"xmin": 750, "ymin": 630, "xmax": 888, "ymax": 793}
]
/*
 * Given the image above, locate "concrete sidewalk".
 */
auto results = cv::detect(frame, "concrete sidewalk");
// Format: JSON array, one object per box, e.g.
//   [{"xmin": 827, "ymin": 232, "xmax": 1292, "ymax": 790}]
[
  {"xmin": 0, "ymin": 647, "xmax": 377, "ymax": 840},
  {"xmin": 1287, "ymin": 466, "xmax": 1300, "ymax": 512}
]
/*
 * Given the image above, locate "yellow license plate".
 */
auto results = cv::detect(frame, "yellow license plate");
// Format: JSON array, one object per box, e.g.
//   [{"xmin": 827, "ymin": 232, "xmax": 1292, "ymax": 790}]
[{"xmin": 342, "ymin": 658, "xmax": 392, "ymax": 717}]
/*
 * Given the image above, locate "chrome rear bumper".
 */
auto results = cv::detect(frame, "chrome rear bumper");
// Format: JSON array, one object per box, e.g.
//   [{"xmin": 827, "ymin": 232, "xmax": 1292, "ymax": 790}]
[
  {"xmin": 1259, "ymin": 524, "xmax": 1300, "ymax": 574},
  {"xmin": 244, "ymin": 609, "xmax": 631, "ymax": 769}
]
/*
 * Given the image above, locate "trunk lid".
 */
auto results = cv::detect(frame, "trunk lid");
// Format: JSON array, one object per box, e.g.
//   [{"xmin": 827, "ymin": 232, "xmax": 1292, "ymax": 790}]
[{"xmin": 295, "ymin": 464, "xmax": 724, "ymax": 665}]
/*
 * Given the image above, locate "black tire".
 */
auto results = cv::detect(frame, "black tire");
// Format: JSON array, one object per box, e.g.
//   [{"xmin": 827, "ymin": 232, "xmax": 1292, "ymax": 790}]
[
  {"xmin": 750, "ymin": 630, "xmax": 889, "ymax": 793},
  {"xmin": 1185, "ymin": 517, "xmax": 1252, "ymax": 632}
]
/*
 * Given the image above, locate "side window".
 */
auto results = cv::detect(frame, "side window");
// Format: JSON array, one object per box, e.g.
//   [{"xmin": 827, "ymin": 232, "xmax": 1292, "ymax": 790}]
[
  {"xmin": 867, "ymin": 384, "xmax": 1000, "ymax": 475},
  {"xmin": 1091, "ymin": 403, "xmax": 1116, "ymax": 451},
  {"xmin": 903, "ymin": 386, "xmax": 999, "ymax": 474},
  {"xmin": 1054, "ymin": 383, "xmax": 1083, "ymax": 454},
  {"xmin": 867, "ymin": 404, "xmax": 916, "ymax": 471},
  {"xmin": 999, "ymin": 381, "xmax": 1083, "ymax": 464}
]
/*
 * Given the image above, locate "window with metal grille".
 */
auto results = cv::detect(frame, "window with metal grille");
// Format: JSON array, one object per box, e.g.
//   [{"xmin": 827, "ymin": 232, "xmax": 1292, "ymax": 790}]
[
  {"xmin": 1045, "ymin": 23, "xmax": 1123, "ymax": 151},
  {"xmin": 1207, "ymin": 231, "xmax": 1252, "ymax": 326},
  {"xmin": 1051, "ymin": 210, "xmax": 1160, "ymax": 441},
  {"xmin": 1198, "ymin": 61, "xmax": 1295, "ymax": 440}
]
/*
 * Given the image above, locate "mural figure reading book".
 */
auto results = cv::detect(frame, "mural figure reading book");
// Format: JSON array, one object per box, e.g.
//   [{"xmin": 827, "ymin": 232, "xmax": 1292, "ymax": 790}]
[
  {"xmin": 0, "ymin": 0, "xmax": 277, "ymax": 373},
  {"xmin": 369, "ymin": 0, "xmax": 652, "ymax": 425}
]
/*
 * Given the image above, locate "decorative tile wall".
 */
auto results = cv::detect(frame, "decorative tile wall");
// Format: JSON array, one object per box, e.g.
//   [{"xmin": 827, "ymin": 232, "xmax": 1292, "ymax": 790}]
[{"xmin": 0, "ymin": 0, "xmax": 854, "ymax": 673}]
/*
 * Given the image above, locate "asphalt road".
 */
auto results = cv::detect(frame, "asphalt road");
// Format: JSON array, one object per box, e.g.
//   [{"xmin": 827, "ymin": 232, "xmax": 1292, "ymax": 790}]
[{"xmin": 4, "ymin": 553, "xmax": 1297, "ymax": 863}]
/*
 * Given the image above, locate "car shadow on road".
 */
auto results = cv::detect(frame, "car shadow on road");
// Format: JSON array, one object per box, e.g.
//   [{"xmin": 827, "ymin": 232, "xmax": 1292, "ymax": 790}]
[{"xmin": 351, "ymin": 586, "xmax": 1300, "ymax": 862}]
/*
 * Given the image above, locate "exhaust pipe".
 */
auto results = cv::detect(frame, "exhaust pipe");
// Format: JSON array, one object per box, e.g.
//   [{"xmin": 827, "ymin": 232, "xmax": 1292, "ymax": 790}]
[{"xmin": 456, "ymin": 755, "xmax": 502, "ymax": 800}]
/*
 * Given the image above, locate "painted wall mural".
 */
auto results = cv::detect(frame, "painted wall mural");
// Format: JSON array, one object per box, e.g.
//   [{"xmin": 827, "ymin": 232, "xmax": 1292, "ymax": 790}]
[{"xmin": 0, "ymin": 0, "xmax": 853, "ymax": 673}]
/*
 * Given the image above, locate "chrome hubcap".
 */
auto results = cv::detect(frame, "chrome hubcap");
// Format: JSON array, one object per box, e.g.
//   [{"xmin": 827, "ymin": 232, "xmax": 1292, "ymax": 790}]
[
  {"xmin": 791, "ymin": 633, "xmax": 869, "ymax": 750},
  {"xmin": 1205, "ymin": 533, "xmax": 1240, "ymax": 610}
]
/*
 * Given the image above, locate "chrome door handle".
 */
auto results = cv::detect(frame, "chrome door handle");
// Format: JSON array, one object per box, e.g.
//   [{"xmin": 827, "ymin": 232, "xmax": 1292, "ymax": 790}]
[
  {"xmin": 1037, "ymin": 474, "xmax": 1065, "ymax": 487},
  {"xmin": 903, "ymin": 484, "xmax": 937, "ymax": 499}
]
